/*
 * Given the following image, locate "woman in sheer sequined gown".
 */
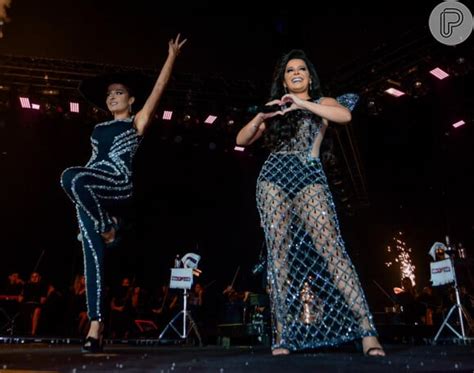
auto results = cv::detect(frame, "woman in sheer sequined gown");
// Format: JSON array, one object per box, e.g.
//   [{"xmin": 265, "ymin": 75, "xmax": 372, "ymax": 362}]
[
  {"xmin": 60, "ymin": 35, "xmax": 186, "ymax": 353},
  {"xmin": 236, "ymin": 49, "xmax": 385, "ymax": 356}
]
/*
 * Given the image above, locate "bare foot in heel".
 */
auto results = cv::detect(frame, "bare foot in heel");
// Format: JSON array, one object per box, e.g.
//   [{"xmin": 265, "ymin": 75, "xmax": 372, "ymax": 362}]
[
  {"xmin": 362, "ymin": 336, "xmax": 385, "ymax": 356},
  {"xmin": 82, "ymin": 321, "xmax": 104, "ymax": 353},
  {"xmin": 272, "ymin": 348, "xmax": 290, "ymax": 356},
  {"xmin": 101, "ymin": 226, "xmax": 116, "ymax": 244},
  {"xmin": 101, "ymin": 216, "xmax": 119, "ymax": 244}
]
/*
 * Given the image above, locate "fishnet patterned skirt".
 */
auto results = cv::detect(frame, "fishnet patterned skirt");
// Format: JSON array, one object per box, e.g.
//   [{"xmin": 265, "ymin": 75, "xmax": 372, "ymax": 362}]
[{"xmin": 256, "ymin": 152, "xmax": 377, "ymax": 351}]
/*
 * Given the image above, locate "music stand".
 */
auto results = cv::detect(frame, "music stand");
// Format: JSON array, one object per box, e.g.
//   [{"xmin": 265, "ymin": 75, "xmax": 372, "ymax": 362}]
[
  {"xmin": 158, "ymin": 256, "xmax": 202, "ymax": 346},
  {"xmin": 0, "ymin": 295, "xmax": 21, "ymax": 336},
  {"xmin": 0, "ymin": 304, "xmax": 20, "ymax": 335},
  {"xmin": 431, "ymin": 242, "xmax": 474, "ymax": 344}
]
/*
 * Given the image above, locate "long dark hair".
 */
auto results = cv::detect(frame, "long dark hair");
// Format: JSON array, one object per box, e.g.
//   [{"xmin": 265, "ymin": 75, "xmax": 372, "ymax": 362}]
[{"xmin": 264, "ymin": 49, "xmax": 323, "ymax": 149}]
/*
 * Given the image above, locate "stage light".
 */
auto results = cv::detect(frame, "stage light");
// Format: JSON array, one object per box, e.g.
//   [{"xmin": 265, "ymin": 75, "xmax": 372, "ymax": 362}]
[
  {"xmin": 42, "ymin": 89, "xmax": 59, "ymax": 96},
  {"xmin": 70, "ymin": 102, "xmax": 80, "ymax": 113},
  {"xmin": 452, "ymin": 120, "xmax": 465, "ymax": 128},
  {"xmin": 430, "ymin": 67, "xmax": 449, "ymax": 80},
  {"xmin": 163, "ymin": 110, "xmax": 173, "ymax": 120},
  {"xmin": 234, "ymin": 146, "xmax": 245, "ymax": 152},
  {"xmin": 31, "ymin": 103, "xmax": 40, "ymax": 110},
  {"xmin": 204, "ymin": 115, "xmax": 217, "ymax": 124},
  {"xmin": 19, "ymin": 97, "xmax": 31, "ymax": 109},
  {"xmin": 385, "ymin": 88, "xmax": 405, "ymax": 97},
  {"xmin": 409, "ymin": 79, "xmax": 429, "ymax": 99}
]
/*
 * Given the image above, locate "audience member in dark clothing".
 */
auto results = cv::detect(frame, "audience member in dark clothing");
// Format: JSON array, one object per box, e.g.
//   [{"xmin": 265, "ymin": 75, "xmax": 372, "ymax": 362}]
[
  {"xmin": 393, "ymin": 277, "xmax": 424, "ymax": 325},
  {"xmin": 109, "ymin": 277, "xmax": 134, "ymax": 338},
  {"xmin": 19, "ymin": 272, "xmax": 48, "ymax": 335}
]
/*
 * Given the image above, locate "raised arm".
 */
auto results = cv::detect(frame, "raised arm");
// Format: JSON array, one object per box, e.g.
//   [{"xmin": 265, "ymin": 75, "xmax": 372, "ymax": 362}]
[{"xmin": 134, "ymin": 34, "xmax": 187, "ymax": 135}]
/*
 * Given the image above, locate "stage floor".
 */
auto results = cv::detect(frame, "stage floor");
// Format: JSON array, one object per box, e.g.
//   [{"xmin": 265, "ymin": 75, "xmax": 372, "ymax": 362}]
[{"xmin": 0, "ymin": 341, "xmax": 473, "ymax": 372}]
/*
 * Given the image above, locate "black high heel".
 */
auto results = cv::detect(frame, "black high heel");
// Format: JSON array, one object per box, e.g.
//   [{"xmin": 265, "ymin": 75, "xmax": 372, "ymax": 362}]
[
  {"xmin": 82, "ymin": 321, "xmax": 104, "ymax": 353},
  {"xmin": 104, "ymin": 217, "xmax": 123, "ymax": 249},
  {"xmin": 81, "ymin": 336, "xmax": 103, "ymax": 353}
]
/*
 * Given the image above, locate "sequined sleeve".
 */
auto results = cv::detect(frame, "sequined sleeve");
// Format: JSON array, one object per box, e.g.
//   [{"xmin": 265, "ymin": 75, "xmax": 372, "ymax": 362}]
[
  {"xmin": 335, "ymin": 93, "xmax": 359, "ymax": 112},
  {"xmin": 85, "ymin": 138, "xmax": 98, "ymax": 167}
]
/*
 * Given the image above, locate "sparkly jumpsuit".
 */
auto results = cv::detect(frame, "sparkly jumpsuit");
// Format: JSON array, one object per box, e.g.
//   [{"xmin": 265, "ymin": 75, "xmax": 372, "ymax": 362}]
[
  {"xmin": 256, "ymin": 94, "xmax": 378, "ymax": 351},
  {"xmin": 61, "ymin": 117, "xmax": 141, "ymax": 321}
]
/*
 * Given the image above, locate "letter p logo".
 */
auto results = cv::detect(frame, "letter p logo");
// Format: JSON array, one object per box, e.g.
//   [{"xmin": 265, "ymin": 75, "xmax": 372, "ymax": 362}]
[
  {"xmin": 441, "ymin": 8, "xmax": 464, "ymax": 37},
  {"xmin": 430, "ymin": 2, "xmax": 473, "ymax": 45}
]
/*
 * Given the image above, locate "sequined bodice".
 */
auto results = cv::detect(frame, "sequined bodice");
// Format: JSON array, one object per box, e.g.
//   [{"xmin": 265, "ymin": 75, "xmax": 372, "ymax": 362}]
[
  {"xmin": 273, "ymin": 93, "xmax": 359, "ymax": 154},
  {"xmin": 274, "ymin": 110, "xmax": 323, "ymax": 153},
  {"xmin": 86, "ymin": 117, "xmax": 141, "ymax": 175}
]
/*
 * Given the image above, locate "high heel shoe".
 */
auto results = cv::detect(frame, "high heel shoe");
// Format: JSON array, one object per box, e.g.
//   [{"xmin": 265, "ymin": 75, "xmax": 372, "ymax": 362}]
[
  {"xmin": 271, "ymin": 347, "xmax": 290, "ymax": 356},
  {"xmin": 81, "ymin": 335, "xmax": 103, "ymax": 353},
  {"xmin": 82, "ymin": 321, "xmax": 104, "ymax": 353},
  {"xmin": 104, "ymin": 217, "xmax": 123, "ymax": 249},
  {"xmin": 360, "ymin": 337, "xmax": 386, "ymax": 357}
]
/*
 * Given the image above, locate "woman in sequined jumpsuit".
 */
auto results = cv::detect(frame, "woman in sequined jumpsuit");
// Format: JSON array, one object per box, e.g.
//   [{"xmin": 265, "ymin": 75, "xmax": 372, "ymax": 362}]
[
  {"xmin": 236, "ymin": 49, "xmax": 385, "ymax": 357},
  {"xmin": 61, "ymin": 34, "xmax": 186, "ymax": 352}
]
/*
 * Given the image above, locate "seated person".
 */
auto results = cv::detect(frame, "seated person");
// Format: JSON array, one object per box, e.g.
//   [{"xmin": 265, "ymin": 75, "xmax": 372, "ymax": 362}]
[
  {"xmin": 67, "ymin": 274, "xmax": 88, "ymax": 337},
  {"xmin": 150, "ymin": 284, "xmax": 178, "ymax": 327},
  {"xmin": 19, "ymin": 272, "xmax": 47, "ymax": 335},
  {"xmin": 393, "ymin": 277, "xmax": 424, "ymax": 325},
  {"xmin": 416, "ymin": 285, "xmax": 441, "ymax": 326},
  {"xmin": 0, "ymin": 272, "xmax": 24, "ymax": 334},
  {"xmin": 220, "ymin": 285, "xmax": 249, "ymax": 324},
  {"xmin": 38, "ymin": 282, "xmax": 65, "ymax": 336},
  {"xmin": 188, "ymin": 283, "xmax": 205, "ymax": 325},
  {"xmin": 1, "ymin": 272, "xmax": 24, "ymax": 299},
  {"xmin": 109, "ymin": 277, "xmax": 134, "ymax": 339}
]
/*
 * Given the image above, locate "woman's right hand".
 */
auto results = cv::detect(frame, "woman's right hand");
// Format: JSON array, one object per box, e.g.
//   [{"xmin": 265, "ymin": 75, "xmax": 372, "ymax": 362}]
[
  {"xmin": 168, "ymin": 33, "xmax": 187, "ymax": 58},
  {"xmin": 236, "ymin": 100, "xmax": 283, "ymax": 146},
  {"xmin": 260, "ymin": 99, "xmax": 285, "ymax": 120}
]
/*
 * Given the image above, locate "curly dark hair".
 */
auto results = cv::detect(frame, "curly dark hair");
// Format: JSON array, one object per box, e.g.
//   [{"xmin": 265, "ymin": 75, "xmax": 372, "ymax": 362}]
[{"xmin": 263, "ymin": 49, "xmax": 323, "ymax": 150}]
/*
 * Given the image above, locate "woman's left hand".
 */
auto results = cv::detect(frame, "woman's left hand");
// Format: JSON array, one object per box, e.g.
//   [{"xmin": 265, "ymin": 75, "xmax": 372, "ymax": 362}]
[{"xmin": 169, "ymin": 33, "xmax": 187, "ymax": 58}]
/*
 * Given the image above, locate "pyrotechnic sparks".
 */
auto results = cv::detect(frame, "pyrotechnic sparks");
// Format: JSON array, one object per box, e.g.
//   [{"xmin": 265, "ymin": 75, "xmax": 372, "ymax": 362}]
[{"xmin": 385, "ymin": 231, "xmax": 416, "ymax": 285}]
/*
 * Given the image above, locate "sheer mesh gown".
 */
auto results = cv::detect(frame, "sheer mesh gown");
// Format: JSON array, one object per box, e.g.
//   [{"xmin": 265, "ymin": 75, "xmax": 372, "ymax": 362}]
[{"xmin": 256, "ymin": 94, "xmax": 377, "ymax": 351}]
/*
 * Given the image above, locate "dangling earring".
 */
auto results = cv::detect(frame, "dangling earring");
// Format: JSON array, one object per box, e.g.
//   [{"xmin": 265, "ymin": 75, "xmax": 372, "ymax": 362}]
[
  {"xmin": 283, "ymin": 85, "xmax": 288, "ymax": 94},
  {"xmin": 128, "ymin": 104, "xmax": 132, "ymax": 114}
]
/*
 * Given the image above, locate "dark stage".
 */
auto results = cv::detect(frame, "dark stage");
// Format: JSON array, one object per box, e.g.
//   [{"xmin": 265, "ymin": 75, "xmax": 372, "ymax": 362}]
[{"xmin": 0, "ymin": 340, "xmax": 474, "ymax": 372}]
